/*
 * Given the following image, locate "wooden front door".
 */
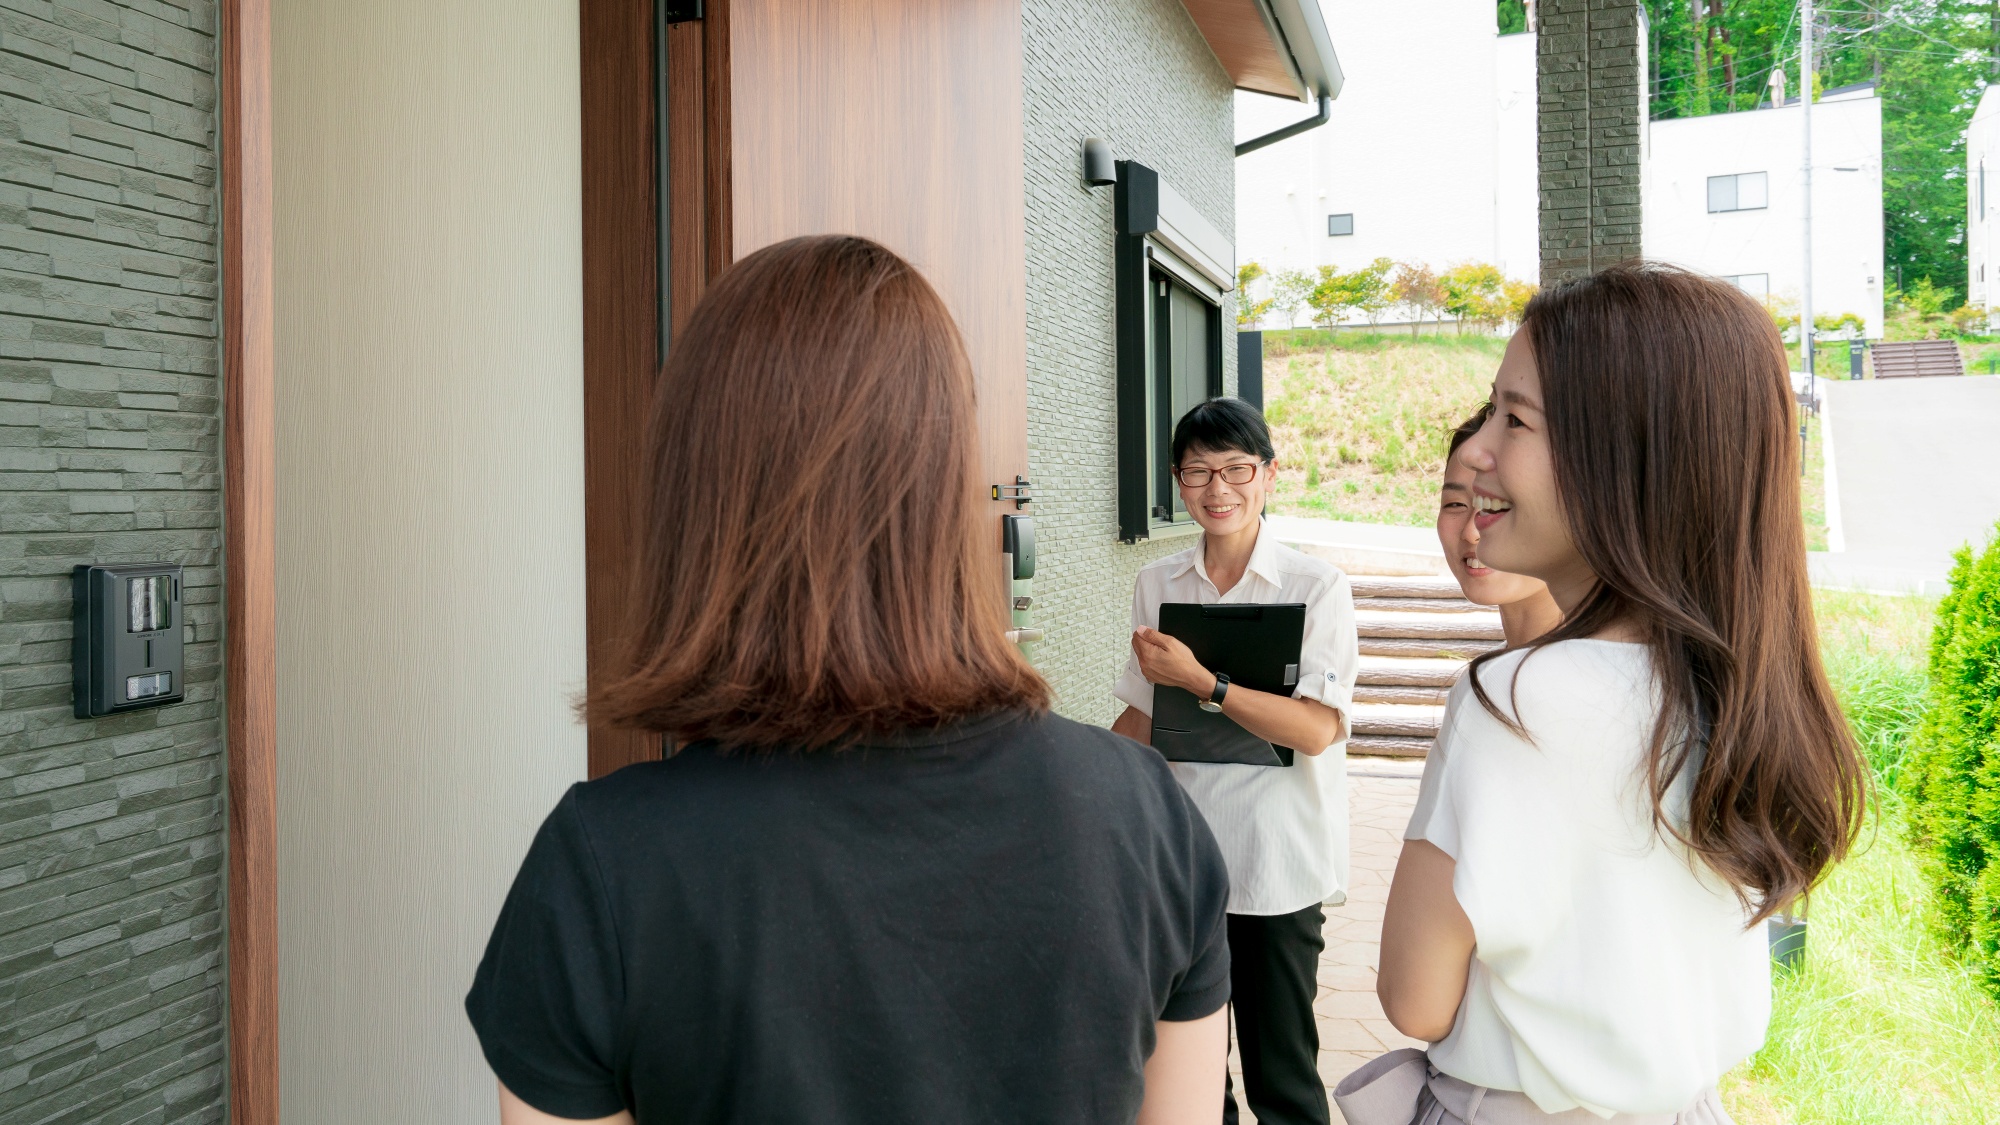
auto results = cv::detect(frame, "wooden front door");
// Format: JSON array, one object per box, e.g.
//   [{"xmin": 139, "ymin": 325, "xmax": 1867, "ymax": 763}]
[{"xmin": 579, "ymin": 0, "xmax": 1028, "ymax": 777}]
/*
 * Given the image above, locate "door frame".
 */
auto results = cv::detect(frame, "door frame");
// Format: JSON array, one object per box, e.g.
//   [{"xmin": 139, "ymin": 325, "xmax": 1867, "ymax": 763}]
[
  {"xmin": 221, "ymin": 0, "xmax": 278, "ymax": 1120},
  {"xmin": 579, "ymin": 0, "xmax": 733, "ymax": 779},
  {"xmin": 217, "ymin": 0, "xmax": 718, "ymax": 1112}
]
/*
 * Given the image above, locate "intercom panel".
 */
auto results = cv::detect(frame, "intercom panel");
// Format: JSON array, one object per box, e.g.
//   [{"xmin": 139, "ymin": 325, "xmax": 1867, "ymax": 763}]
[{"xmin": 73, "ymin": 563, "xmax": 185, "ymax": 719}]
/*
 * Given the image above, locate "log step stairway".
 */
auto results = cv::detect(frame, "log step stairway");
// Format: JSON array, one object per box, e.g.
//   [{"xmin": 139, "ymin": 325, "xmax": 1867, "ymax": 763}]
[
  {"xmin": 1347, "ymin": 574, "xmax": 1501, "ymax": 758},
  {"xmin": 1869, "ymin": 339, "xmax": 1965, "ymax": 379}
]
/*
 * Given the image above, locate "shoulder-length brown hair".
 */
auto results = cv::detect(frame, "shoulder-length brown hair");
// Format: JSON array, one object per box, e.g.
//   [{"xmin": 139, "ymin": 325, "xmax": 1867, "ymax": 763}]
[
  {"xmin": 1473, "ymin": 262, "xmax": 1866, "ymax": 922},
  {"xmin": 589, "ymin": 235, "xmax": 1049, "ymax": 748}
]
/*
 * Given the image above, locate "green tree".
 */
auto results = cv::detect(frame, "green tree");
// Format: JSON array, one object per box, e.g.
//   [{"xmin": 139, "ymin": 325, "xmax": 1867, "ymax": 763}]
[
  {"xmin": 1640, "ymin": 0, "xmax": 1996, "ymax": 301},
  {"xmin": 1906, "ymin": 275, "xmax": 1954, "ymax": 337},
  {"xmin": 1348, "ymin": 257, "xmax": 1396, "ymax": 325},
  {"xmin": 1440, "ymin": 262, "xmax": 1507, "ymax": 333},
  {"xmin": 1903, "ymin": 523, "xmax": 2000, "ymax": 997},
  {"xmin": 1307, "ymin": 264, "xmax": 1356, "ymax": 328},
  {"xmin": 1500, "ymin": 277, "xmax": 1538, "ymax": 326},
  {"xmin": 1391, "ymin": 262, "xmax": 1446, "ymax": 336},
  {"xmin": 1306, "ymin": 258, "xmax": 1397, "ymax": 328},
  {"xmin": 1236, "ymin": 261, "xmax": 1276, "ymax": 328},
  {"xmin": 1271, "ymin": 268, "xmax": 1313, "ymax": 329}
]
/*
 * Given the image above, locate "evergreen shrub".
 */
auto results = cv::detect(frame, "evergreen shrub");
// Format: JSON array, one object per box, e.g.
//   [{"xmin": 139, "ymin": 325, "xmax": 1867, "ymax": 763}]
[{"xmin": 1903, "ymin": 521, "xmax": 2000, "ymax": 996}]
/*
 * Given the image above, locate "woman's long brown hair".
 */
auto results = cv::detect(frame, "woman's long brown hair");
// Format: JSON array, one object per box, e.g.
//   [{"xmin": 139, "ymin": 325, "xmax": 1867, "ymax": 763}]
[
  {"xmin": 1471, "ymin": 263, "xmax": 1866, "ymax": 922},
  {"xmin": 589, "ymin": 235, "xmax": 1048, "ymax": 748}
]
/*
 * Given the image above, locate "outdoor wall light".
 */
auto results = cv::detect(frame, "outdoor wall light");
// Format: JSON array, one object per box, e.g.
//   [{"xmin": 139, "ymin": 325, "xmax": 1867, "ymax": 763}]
[{"xmin": 1081, "ymin": 138, "xmax": 1116, "ymax": 187}]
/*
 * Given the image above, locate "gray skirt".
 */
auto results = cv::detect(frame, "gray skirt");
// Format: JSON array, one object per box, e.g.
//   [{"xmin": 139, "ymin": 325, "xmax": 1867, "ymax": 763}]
[{"xmin": 1332, "ymin": 1049, "xmax": 1736, "ymax": 1125}]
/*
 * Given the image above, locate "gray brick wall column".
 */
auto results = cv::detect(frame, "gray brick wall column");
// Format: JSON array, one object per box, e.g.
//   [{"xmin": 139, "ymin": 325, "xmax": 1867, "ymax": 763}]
[
  {"xmin": 1538, "ymin": 0, "xmax": 1644, "ymax": 284},
  {"xmin": 0, "ymin": 2, "xmax": 226, "ymax": 1122}
]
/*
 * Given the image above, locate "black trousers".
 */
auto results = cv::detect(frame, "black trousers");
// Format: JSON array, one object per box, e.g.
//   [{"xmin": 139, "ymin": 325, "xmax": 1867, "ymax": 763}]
[{"xmin": 1222, "ymin": 903, "xmax": 1330, "ymax": 1125}]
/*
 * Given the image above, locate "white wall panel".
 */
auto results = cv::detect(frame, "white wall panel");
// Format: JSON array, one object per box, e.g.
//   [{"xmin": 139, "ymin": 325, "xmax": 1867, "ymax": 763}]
[
  {"xmin": 271, "ymin": 1, "xmax": 587, "ymax": 1120},
  {"xmin": 1235, "ymin": 0, "xmax": 1512, "ymax": 321},
  {"xmin": 1644, "ymin": 92, "xmax": 1885, "ymax": 339}
]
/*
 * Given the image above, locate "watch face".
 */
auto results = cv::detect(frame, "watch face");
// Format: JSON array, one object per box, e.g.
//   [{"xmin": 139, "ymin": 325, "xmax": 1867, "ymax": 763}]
[{"xmin": 1198, "ymin": 700, "xmax": 1223, "ymax": 713}]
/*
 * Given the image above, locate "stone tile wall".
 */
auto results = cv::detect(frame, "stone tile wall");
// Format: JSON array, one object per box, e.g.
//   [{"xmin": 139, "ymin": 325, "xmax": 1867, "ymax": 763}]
[
  {"xmin": 1022, "ymin": 0, "xmax": 1237, "ymax": 723},
  {"xmin": 0, "ymin": 2, "xmax": 225, "ymax": 1121},
  {"xmin": 1538, "ymin": 0, "xmax": 1644, "ymax": 283}
]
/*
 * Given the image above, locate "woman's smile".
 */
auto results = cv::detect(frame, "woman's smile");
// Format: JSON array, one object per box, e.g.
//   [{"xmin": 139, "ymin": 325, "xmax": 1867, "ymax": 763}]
[{"xmin": 1471, "ymin": 489, "xmax": 1513, "ymax": 531}]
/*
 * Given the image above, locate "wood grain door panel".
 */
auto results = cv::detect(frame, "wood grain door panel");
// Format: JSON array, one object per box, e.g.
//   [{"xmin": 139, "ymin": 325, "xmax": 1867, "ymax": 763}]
[
  {"xmin": 728, "ymin": 0, "xmax": 1029, "ymax": 531},
  {"xmin": 581, "ymin": 0, "xmax": 1026, "ymax": 778}
]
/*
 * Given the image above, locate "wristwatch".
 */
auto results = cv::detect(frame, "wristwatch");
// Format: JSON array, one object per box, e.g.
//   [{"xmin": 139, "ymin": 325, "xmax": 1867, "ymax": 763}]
[{"xmin": 1198, "ymin": 673, "xmax": 1230, "ymax": 713}]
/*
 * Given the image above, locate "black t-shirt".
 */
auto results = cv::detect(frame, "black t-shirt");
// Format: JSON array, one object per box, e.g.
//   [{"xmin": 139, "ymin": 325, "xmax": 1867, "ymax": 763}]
[{"xmin": 464, "ymin": 710, "xmax": 1231, "ymax": 1124}]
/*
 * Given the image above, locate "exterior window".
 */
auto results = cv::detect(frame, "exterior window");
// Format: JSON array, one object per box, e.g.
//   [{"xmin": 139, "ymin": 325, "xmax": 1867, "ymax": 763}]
[
  {"xmin": 1327, "ymin": 213, "xmax": 1354, "ymax": 236},
  {"xmin": 1150, "ymin": 272, "xmax": 1222, "ymax": 524},
  {"xmin": 1114, "ymin": 160, "xmax": 1233, "ymax": 541},
  {"xmin": 1707, "ymin": 172, "xmax": 1768, "ymax": 213},
  {"xmin": 1722, "ymin": 273, "xmax": 1769, "ymax": 298},
  {"xmin": 1720, "ymin": 268, "xmax": 1768, "ymax": 294}
]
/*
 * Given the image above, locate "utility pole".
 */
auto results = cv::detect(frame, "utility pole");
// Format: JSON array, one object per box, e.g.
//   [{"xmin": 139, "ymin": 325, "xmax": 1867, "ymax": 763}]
[{"xmin": 1801, "ymin": 0, "xmax": 1816, "ymax": 461}]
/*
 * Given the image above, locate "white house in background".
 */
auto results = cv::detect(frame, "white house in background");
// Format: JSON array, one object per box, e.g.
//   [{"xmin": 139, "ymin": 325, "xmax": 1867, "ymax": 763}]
[
  {"xmin": 1966, "ymin": 85, "xmax": 2000, "ymax": 315},
  {"xmin": 1234, "ymin": 0, "xmax": 1537, "ymax": 319},
  {"xmin": 1236, "ymin": 7, "xmax": 1884, "ymax": 337},
  {"xmin": 1644, "ymin": 83, "xmax": 1885, "ymax": 339}
]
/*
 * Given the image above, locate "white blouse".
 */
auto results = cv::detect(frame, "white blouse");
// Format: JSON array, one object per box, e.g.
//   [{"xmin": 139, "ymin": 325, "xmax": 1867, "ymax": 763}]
[
  {"xmin": 1114, "ymin": 524, "xmax": 1359, "ymax": 916},
  {"xmin": 1405, "ymin": 641, "xmax": 1770, "ymax": 1117}
]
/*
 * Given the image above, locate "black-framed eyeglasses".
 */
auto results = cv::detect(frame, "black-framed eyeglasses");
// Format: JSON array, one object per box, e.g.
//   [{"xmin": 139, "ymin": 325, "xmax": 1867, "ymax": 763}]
[{"xmin": 1173, "ymin": 462, "xmax": 1263, "ymax": 488}]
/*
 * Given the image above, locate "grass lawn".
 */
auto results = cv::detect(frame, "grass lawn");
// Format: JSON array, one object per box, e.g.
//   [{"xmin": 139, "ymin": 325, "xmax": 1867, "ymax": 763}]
[
  {"xmin": 1259, "ymin": 330, "xmax": 1831, "ymax": 548},
  {"xmin": 1719, "ymin": 591, "xmax": 2000, "ymax": 1125},
  {"xmin": 1260, "ymin": 330, "xmax": 1503, "ymax": 526}
]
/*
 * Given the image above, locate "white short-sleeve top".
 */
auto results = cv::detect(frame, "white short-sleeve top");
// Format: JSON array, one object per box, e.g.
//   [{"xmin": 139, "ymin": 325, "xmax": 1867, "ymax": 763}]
[
  {"xmin": 1114, "ymin": 523, "xmax": 1360, "ymax": 916},
  {"xmin": 1405, "ymin": 641, "xmax": 1770, "ymax": 1117}
]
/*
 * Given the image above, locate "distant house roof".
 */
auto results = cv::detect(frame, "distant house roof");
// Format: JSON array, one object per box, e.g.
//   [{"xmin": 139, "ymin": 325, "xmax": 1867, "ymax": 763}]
[
  {"xmin": 1763, "ymin": 80, "xmax": 1880, "ymax": 109},
  {"xmin": 1181, "ymin": 0, "xmax": 1344, "ymax": 102}
]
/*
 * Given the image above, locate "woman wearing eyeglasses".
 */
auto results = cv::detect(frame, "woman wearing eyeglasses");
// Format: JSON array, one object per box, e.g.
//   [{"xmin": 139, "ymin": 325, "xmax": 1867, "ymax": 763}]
[{"xmin": 1111, "ymin": 398, "xmax": 1360, "ymax": 1125}]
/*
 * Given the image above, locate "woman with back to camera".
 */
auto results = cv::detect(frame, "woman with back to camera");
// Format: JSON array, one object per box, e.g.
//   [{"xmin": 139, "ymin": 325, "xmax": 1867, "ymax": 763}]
[
  {"xmin": 465, "ymin": 235, "xmax": 1233, "ymax": 1125},
  {"xmin": 1347, "ymin": 265, "xmax": 1867, "ymax": 1124},
  {"xmin": 1435, "ymin": 403, "xmax": 1560, "ymax": 648}
]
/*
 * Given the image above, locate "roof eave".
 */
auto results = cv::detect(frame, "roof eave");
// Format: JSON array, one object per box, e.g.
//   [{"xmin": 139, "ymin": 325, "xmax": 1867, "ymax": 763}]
[{"xmin": 1181, "ymin": 0, "xmax": 1343, "ymax": 104}]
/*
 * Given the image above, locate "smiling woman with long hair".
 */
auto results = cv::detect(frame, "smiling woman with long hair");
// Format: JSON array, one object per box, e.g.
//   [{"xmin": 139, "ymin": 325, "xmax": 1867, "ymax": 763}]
[
  {"xmin": 1350, "ymin": 264, "xmax": 1867, "ymax": 1124},
  {"xmin": 464, "ymin": 235, "xmax": 1233, "ymax": 1125}
]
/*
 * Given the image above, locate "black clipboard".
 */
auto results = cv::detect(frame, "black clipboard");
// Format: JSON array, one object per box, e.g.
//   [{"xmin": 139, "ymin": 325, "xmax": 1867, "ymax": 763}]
[{"xmin": 1149, "ymin": 602, "xmax": 1307, "ymax": 767}]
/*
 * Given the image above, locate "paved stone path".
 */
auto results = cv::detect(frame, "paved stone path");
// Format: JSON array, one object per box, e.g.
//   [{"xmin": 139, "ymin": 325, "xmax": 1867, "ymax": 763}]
[{"xmin": 1226, "ymin": 758, "xmax": 1427, "ymax": 1124}]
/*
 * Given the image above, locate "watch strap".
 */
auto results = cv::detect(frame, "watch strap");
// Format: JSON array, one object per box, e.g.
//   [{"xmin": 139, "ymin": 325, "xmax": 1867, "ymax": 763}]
[{"xmin": 1208, "ymin": 673, "xmax": 1231, "ymax": 706}]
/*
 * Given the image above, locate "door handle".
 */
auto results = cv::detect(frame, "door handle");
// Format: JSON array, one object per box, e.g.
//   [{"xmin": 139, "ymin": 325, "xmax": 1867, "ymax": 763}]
[{"xmin": 1005, "ymin": 628, "xmax": 1045, "ymax": 644}]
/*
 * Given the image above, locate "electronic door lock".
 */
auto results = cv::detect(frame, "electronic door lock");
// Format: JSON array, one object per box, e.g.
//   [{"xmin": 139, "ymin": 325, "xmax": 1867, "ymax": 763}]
[
  {"xmin": 73, "ymin": 563, "xmax": 185, "ymax": 719},
  {"xmin": 1001, "ymin": 515, "xmax": 1035, "ymax": 580},
  {"xmin": 1002, "ymin": 515, "xmax": 1037, "ymax": 651}
]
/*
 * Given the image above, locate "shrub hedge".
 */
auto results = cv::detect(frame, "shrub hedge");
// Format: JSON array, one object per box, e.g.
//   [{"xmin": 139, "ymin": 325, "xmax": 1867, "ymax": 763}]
[{"xmin": 1903, "ymin": 521, "xmax": 2000, "ymax": 996}]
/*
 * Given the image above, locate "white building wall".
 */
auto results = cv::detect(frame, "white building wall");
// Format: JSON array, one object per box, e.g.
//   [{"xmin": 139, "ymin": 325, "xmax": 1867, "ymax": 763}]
[
  {"xmin": 272, "ymin": 1, "xmax": 589, "ymax": 1122},
  {"xmin": 1238, "ymin": 10, "xmax": 1885, "ymax": 335},
  {"xmin": 1643, "ymin": 89, "xmax": 1885, "ymax": 338},
  {"xmin": 1494, "ymin": 31, "xmax": 1539, "ymax": 283},
  {"xmin": 1966, "ymin": 86, "xmax": 2000, "ymax": 312},
  {"xmin": 1234, "ymin": 0, "xmax": 1510, "ymax": 325}
]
